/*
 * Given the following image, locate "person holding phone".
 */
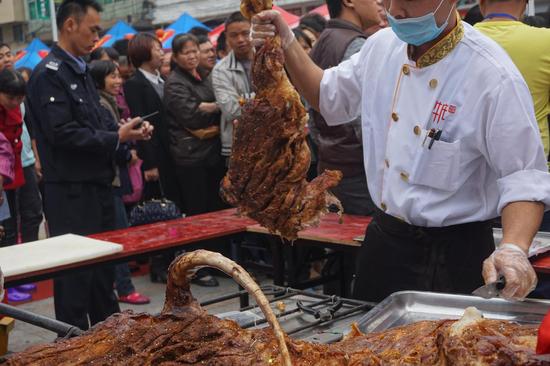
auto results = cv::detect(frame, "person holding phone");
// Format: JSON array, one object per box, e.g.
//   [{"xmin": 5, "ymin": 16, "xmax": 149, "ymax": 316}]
[
  {"xmin": 124, "ymin": 33, "xmax": 182, "ymax": 208},
  {"xmin": 89, "ymin": 59, "xmax": 151, "ymax": 305},
  {"xmin": 26, "ymin": 0, "xmax": 153, "ymax": 330},
  {"xmin": 124, "ymin": 33, "xmax": 183, "ymax": 284}
]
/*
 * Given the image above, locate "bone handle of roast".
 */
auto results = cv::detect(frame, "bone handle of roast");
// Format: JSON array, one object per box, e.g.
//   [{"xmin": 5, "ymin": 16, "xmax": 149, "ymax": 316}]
[{"xmin": 163, "ymin": 250, "xmax": 293, "ymax": 366}]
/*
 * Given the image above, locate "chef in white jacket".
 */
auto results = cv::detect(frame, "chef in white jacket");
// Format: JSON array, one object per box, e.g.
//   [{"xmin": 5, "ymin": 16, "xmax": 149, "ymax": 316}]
[{"xmin": 251, "ymin": 0, "xmax": 550, "ymax": 301}]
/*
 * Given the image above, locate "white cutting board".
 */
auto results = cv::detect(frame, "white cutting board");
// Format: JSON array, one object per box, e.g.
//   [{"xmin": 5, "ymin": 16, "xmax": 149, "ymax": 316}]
[{"xmin": 0, "ymin": 234, "xmax": 123, "ymax": 277}]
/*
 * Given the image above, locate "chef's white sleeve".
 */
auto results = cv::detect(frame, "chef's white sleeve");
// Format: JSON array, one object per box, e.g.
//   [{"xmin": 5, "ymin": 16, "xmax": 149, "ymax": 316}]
[
  {"xmin": 484, "ymin": 76, "xmax": 550, "ymax": 213},
  {"xmin": 319, "ymin": 50, "xmax": 364, "ymax": 126}
]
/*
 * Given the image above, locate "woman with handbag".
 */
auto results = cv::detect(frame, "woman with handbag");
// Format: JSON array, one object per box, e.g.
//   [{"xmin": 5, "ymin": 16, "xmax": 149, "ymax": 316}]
[
  {"xmin": 89, "ymin": 60, "xmax": 150, "ymax": 305},
  {"xmin": 126, "ymin": 34, "xmax": 183, "ymax": 284},
  {"xmin": 164, "ymin": 34, "xmax": 224, "ymax": 287}
]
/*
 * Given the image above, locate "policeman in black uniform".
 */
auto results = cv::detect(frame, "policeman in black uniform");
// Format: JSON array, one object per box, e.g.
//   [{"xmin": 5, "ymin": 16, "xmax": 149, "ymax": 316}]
[{"xmin": 26, "ymin": 0, "xmax": 153, "ymax": 330}]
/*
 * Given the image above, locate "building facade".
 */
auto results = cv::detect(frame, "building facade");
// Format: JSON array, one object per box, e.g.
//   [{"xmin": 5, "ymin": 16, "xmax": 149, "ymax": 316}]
[
  {"xmin": 22, "ymin": 0, "xmax": 145, "ymax": 45},
  {"xmin": 152, "ymin": 0, "xmax": 323, "ymax": 26},
  {"xmin": 10, "ymin": 0, "xmax": 550, "ymax": 51},
  {"xmin": 0, "ymin": 0, "xmax": 28, "ymax": 48}
]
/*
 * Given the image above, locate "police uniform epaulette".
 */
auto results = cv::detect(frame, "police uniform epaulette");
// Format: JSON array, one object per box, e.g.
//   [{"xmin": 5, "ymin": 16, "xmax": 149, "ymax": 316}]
[{"xmin": 45, "ymin": 58, "xmax": 61, "ymax": 72}]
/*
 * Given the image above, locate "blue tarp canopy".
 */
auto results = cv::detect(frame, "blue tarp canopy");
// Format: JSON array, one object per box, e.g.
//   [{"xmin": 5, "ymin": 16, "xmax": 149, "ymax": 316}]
[
  {"xmin": 15, "ymin": 38, "xmax": 51, "ymax": 70},
  {"xmin": 97, "ymin": 20, "xmax": 137, "ymax": 48},
  {"xmin": 162, "ymin": 13, "xmax": 211, "ymax": 49}
]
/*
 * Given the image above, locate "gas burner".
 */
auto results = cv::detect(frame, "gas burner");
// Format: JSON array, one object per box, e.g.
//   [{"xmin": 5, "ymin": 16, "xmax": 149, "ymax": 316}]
[{"xmin": 200, "ymin": 285, "xmax": 376, "ymax": 344}]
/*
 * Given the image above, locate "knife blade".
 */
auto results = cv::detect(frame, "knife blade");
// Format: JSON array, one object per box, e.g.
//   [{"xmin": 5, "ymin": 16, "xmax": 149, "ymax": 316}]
[{"xmin": 472, "ymin": 275, "xmax": 506, "ymax": 299}]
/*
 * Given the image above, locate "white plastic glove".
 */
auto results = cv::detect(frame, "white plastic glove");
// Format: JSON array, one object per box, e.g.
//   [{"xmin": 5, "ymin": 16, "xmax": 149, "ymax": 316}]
[
  {"xmin": 251, "ymin": 10, "xmax": 295, "ymax": 50},
  {"xmin": 482, "ymin": 243, "xmax": 537, "ymax": 300}
]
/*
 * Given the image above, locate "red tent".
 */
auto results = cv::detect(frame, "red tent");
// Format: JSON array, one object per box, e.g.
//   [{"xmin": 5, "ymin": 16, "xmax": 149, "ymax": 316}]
[
  {"xmin": 209, "ymin": 6, "xmax": 300, "ymax": 45},
  {"xmin": 310, "ymin": 4, "xmax": 329, "ymax": 19},
  {"xmin": 275, "ymin": 5, "xmax": 300, "ymax": 25}
]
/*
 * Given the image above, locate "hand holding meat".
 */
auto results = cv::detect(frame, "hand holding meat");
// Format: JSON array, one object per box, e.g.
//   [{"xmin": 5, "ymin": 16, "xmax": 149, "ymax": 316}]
[
  {"xmin": 221, "ymin": 1, "xmax": 343, "ymax": 239},
  {"xmin": 482, "ymin": 243, "xmax": 537, "ymax": 300},
  {"xmin": 251, "ymin": 10, "xmax": 295, "ymax": 49}
]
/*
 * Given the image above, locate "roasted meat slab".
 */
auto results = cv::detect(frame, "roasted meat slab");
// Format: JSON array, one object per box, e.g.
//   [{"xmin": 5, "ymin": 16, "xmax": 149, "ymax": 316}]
[
  {"xmin": 4, "ymin": 250, "xmax": 544, "ymax": 366},
  {"xmin": 220, "ymin": 2, "xmax": 343, "ymax": 240}
]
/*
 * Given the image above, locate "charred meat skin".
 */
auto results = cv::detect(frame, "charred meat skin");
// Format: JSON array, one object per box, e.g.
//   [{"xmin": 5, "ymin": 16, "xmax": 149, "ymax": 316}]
[{"xmin": 4, "ymin": 251, "xmax": 543, "ymax": 366}]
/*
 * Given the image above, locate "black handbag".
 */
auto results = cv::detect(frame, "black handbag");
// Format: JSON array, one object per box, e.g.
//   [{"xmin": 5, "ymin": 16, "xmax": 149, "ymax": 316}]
[{"xmin": 129, "ymin": 180, "xmax": 183, "ymax": 226}]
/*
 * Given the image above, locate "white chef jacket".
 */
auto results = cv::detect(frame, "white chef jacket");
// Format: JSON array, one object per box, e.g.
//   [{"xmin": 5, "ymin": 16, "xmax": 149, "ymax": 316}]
[{"xmin": 319, "ymin": 21, "xmax": 550, "ymax": 227}]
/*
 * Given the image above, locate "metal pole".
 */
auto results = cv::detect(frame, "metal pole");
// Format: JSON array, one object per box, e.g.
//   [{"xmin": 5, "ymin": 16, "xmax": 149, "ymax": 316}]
[
  {"xmin": 528, "ymin": 0, "xmax": 535, "ymax": 16},
  {"xmin": 22, "ymin": 0, "xmax": 31, "ymax": 42},
  {"xmin": 50, "ymin": 0, "xmax": 58, "ymax": 42},
  {"xmin": 0, "ymin": 303, "xmax": 83, "ymax": 337}
]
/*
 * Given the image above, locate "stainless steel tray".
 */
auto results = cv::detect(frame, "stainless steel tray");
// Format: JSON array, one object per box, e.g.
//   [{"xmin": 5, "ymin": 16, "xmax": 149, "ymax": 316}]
[{"xmin": 357, "ymin": 291, "xmax": 550, "ymax": 333}]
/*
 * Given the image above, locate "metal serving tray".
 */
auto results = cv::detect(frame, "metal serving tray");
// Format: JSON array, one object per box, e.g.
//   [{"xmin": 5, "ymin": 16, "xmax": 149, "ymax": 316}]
[{"xmin": 357, "ymin": 291, "xmax": 550, "ymax": 333}]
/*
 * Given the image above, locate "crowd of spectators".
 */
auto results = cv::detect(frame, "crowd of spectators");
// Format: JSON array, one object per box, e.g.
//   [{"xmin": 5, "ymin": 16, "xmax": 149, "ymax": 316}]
[
  {"xmin": 2, "ymin": 0, "xmax": 550, "ymax": 328},
  {"xmin": 0, "ymin": 0, "xmax": 387, "ymax": 325}
]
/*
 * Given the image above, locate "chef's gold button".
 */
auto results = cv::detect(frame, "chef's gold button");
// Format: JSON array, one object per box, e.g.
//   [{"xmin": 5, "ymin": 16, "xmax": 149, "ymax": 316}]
[
  {"xmin": 380, "ymin": 202, "xmax": 387, "ymax": 211},
  {"xmin": 413, "ymin": 125, "xmax": 421, "ymax": 135},
  {"xmin": 429, "ymin": 79, "xmax": 438, "ymax": 89},
  {"xmin": 402, "ymin": 65, "xmax": 410, "ymax": 75},
  {"xmin": 391, "ymin": 112, "xmax": 399, "ymax": 122},
  {"xmin": 384, "ymin": 159, "xmax": 390, "ymax": 168},
  {"xmin": 400, "ymin": 172, "xmax": 409, "ymax": 182}
]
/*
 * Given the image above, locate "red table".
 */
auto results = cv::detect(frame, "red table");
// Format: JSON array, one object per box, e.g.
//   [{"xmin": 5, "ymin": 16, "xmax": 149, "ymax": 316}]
[
  {"xmin": 246, "ymin": 213, "xmax": 371, "ymax": 290},
  {"xmin": 90, "ymin": 208, "xmax": 255, "ymax": 255},
  {"xmin": 247, "ymin": 213, "xmax": 372, "ymax": 246},
  {"xmin": 4, "ymin": 208, "xmax": 549, "ymax": 286},
  {"xmin": 4, "ymin": 209, "xmax": 255, "ymax": 286}
]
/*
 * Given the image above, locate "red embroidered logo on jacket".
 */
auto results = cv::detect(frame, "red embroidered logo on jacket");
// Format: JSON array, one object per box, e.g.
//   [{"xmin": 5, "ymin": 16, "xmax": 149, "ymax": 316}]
[{"xmin": 432, "ymin": 101, "xmax": 456, "ymax": 124}]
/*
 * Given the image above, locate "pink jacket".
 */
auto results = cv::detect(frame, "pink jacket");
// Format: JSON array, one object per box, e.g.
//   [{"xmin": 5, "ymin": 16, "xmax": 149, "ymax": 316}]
[{"xmin": 0, "ymin": 132, "xmax": 15, "ymax": 185}]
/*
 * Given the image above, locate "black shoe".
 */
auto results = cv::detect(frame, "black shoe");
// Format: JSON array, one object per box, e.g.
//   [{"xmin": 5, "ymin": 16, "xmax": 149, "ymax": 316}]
[
  {"xmin": 191, "ymin": 275, "xmax": 219, "ymax": 287},
  {"xmin": 150, "ymin": 270, "xmax": 168, "ymax": 284}
]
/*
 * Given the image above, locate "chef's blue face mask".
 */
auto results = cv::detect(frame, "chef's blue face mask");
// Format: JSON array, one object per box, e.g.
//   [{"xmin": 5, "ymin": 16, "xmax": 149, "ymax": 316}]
[{"xmin": 385, "ymin": 0, "xmax": 454, "ymax": 46}]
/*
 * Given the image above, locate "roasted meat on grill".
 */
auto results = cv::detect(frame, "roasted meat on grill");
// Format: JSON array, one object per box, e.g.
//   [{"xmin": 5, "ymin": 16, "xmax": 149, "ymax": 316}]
[
  {"xmin": 220, "ymin": 3, "xmax": 343, "ymax": 240},
  {"xmin": 4, "ymin": 250, "xmax": 544, "ymax": 366}
]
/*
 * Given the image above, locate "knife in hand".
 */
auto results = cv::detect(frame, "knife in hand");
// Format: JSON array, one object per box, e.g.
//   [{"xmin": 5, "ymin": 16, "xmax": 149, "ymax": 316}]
[{"xmin": 472, "ymin": 275, "xmax": 506, "ymax": 299}]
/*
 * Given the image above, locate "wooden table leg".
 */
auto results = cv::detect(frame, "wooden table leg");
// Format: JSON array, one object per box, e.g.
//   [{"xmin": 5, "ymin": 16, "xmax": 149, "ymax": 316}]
[{"xmin": 0, "ymin": 317, "xmax": 14, "ymax": 356}]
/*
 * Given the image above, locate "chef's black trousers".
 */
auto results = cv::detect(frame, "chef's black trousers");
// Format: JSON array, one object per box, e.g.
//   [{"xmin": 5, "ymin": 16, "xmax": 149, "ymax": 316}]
[
  {"xmin": 44, "ymin": 183, "xmax": 120, "ymax": 332},
  {"xmin": 352, "ymin": 209, "xmax": 495, "ymax": 303}
]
